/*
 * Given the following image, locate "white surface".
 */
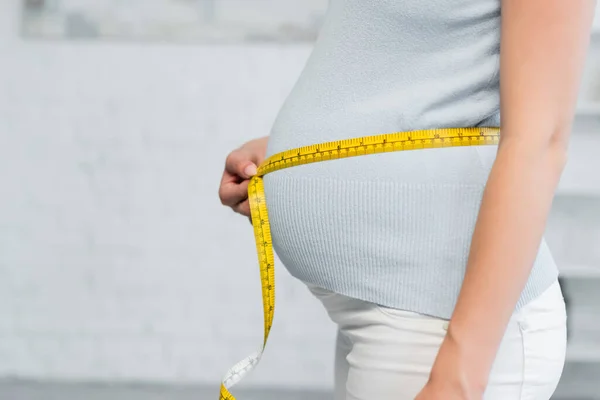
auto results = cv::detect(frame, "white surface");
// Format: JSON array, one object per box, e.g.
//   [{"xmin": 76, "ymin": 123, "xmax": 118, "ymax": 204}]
[
  {"xmin": 576, "ymin": 102, "xmax": 600, "ymax": 116},
  {"xmin": 0, "ymin": 0, "xmax": 599, "ymax": 390},
  {"xmin": 559, "ymin": 264, "xmax": 600, "ymax": 279},
  {"xmin": 0, "ymin": 0, "xmax": 336, "ymax": 388},
  {"xmin": 22, "ymin": 0, "xmax": 327, "ymax": 41},
  {"xmin": 556, "ymin": 131, "xmax": 600, "ymax": 196},
  {"xmin": 566, "ymin": 343, "xmax": 600, "ymax": 363}
]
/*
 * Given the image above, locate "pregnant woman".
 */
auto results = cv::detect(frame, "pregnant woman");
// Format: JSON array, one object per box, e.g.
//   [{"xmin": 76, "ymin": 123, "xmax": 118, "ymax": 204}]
[{"xmin": 218, "ymin": 1, "xmax": 596, "ymax": 399}]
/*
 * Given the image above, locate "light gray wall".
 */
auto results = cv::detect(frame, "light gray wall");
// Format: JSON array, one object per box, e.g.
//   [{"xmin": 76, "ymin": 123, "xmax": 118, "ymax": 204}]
[
  {"xmin": 0, "ymin": 0, "xmax": 335, "ymax": 389},
  {"xmin": 0, "ymin": 0, "xmax": 599, "ymax": 392}
]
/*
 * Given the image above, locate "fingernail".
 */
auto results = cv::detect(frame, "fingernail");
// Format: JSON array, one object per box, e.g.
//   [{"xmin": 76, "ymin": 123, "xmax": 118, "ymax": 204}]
[{"xmin": 244, "ymin": 164, "xmax": 257, "ymax": 177}]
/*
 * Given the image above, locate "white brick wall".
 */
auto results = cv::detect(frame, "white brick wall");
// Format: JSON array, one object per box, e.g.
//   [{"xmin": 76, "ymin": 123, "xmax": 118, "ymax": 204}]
[
  {"xmin": 0, "ymin": 0, "xmax": 336, "ymax": 389},
  {"xmin": 1, "ymin": 0, "xmax": 599, "ymax": 391}
]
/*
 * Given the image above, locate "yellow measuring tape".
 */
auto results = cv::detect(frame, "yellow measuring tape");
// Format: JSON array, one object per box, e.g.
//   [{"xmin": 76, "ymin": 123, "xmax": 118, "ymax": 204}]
[{"xmin": 219, "ymin": 127, "xmax": 500, "ymax": 400}]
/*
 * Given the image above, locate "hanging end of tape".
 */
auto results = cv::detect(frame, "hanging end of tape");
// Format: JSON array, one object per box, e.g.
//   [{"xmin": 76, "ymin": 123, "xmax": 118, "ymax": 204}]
[{"xmin": 222, "ymin": 350, "xmax": 262, "ymax": 390}]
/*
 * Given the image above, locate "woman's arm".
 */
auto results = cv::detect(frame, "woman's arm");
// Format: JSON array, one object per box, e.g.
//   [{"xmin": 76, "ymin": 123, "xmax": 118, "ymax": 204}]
[{"xmin": 423, "ymin": 0, "xmax": 597, "ymax": 397}]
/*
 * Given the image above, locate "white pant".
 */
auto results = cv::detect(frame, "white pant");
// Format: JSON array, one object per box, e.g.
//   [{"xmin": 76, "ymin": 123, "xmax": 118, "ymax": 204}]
[{"xmin": 307, "ymin": 280, "xmax": 567, "ymax": 400}]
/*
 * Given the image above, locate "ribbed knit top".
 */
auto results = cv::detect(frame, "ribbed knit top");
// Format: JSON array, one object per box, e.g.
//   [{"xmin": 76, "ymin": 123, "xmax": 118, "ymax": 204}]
[{"xmin": 262, "ymin": 0, "xmax": 558, "ymax": 319}]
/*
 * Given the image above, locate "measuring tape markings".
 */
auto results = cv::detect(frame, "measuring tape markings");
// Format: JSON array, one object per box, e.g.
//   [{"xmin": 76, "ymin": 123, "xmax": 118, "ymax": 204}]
[{"xmin": 219, "ymin": 127, "xmax": 500, "ymax": 400}]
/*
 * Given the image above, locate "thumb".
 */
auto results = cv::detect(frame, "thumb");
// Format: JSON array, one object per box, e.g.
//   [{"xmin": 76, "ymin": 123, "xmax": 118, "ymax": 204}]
[
  {"xmin": 225, "ymin": 150, "xmax": 258, "ymax": 179},
  {"xmin": 242, "ymin": 163, "xmax": 258, "ymax": 178}
]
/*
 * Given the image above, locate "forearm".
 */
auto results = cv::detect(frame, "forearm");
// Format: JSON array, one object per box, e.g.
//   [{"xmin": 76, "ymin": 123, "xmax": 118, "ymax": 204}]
[
  {"xmin": 427, "ymin": 3, "xmax": 596, "ymax": 394},
  {"xmin": 435, "ymin": 138, "xmax": 566, "ymax": 389}
]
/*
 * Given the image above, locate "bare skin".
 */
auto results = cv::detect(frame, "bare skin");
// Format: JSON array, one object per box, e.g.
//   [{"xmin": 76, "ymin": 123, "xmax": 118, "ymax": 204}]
[
  {"xmin": 417, "ymin": 1, "xmax": 596, "ymax": 398},
  {"xmin": 218, "ymin": 1, "xmax": 597, "ymax": 398},
  {"xmin": 218, "ymin": 136, "xmax": 268, "ymax": 219}
]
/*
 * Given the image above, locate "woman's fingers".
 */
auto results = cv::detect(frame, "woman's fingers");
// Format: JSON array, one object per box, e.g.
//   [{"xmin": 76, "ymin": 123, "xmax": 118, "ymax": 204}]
[
  {"xmin": 233, "ymin": 199, "xmax": 251, "ymax": 217},
  {"xmin": 219, "ymin": 146, "xmax": 256, "ymax": 207},
  {"xmin": 225, "ymin": 149, "xmax": 258, "ymax": 180},
  {"xmin": 219, "ymin": 179, "xmax": 250, "ymax": 207},
  {"xmin": 218, "ymin": 137, "xmax": 268, "ymax": 218}
]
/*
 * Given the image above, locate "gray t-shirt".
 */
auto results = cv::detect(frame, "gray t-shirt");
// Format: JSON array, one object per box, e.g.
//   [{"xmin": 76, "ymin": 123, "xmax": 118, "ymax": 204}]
[{"xmin": 263, "ymin": 0, "xmax": 557, "ymax": 319}]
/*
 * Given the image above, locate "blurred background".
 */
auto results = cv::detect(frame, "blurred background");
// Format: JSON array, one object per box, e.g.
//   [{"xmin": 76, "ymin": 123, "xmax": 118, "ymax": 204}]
[{"xmin": 0, "ymin": 1, "xmax": 599, "ymax": 399}]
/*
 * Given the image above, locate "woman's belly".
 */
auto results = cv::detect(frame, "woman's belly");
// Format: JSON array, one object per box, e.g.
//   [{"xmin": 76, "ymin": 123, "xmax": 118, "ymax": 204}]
[{"xmin": 263, "ymin": 145, "xmax": 499, "ymax": 289}]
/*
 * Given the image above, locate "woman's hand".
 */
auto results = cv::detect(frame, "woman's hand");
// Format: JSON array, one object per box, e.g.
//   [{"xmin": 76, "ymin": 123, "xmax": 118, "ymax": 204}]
[
  {"xmin": 414, "ymin": 333, "xmax": 485, "ymax": 400},
  {"xmin": 414, "ymin": 381, "xmax": 475, "ymax": 400},
  {"xmin": 218, "ymin": 136, "xmax": 268, "ymax": 218},
  {"xmin": 415, "ymin": 381, "xmax": 480, "ymax": 400}
]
